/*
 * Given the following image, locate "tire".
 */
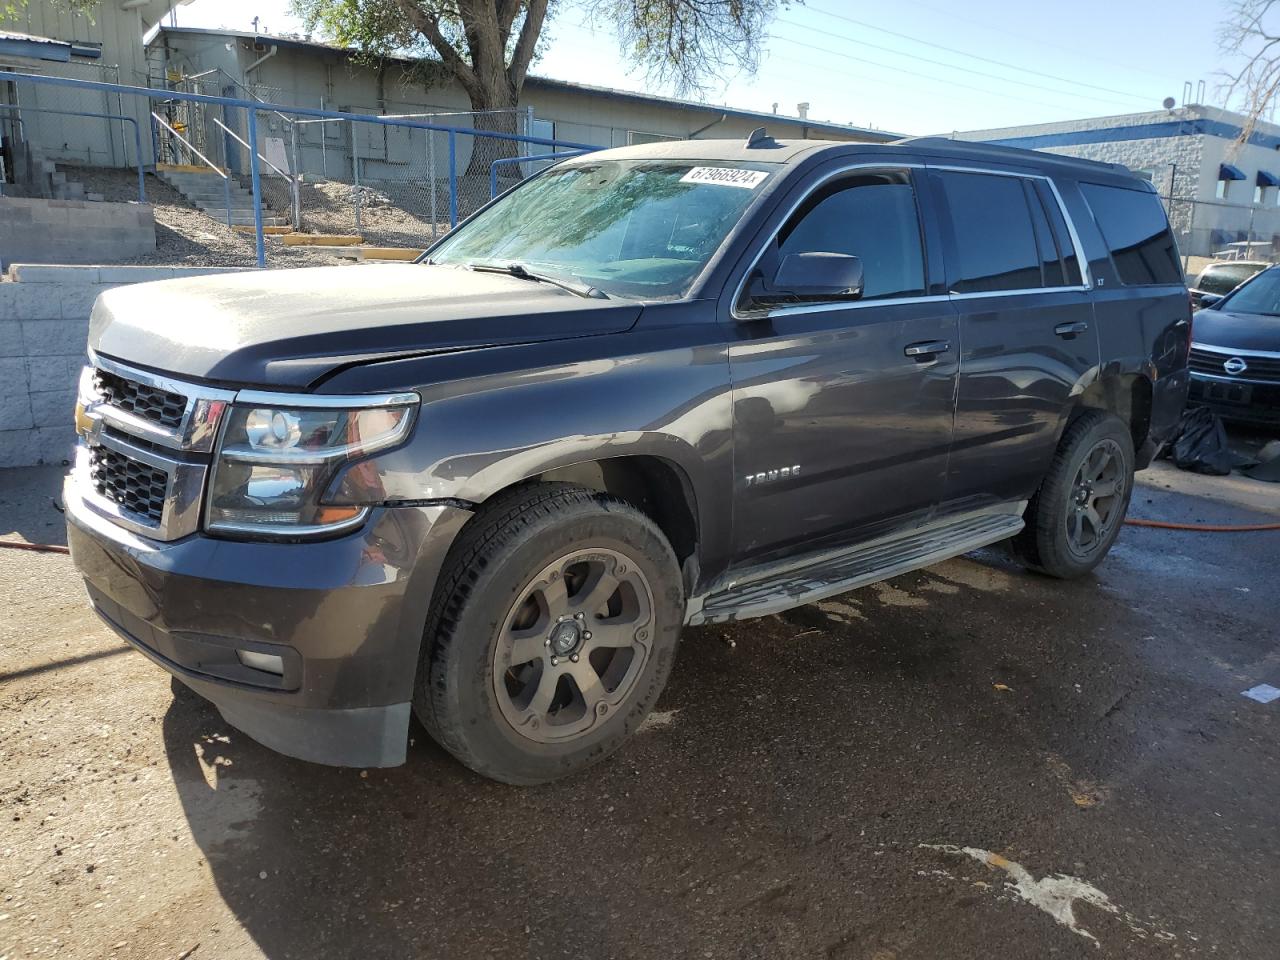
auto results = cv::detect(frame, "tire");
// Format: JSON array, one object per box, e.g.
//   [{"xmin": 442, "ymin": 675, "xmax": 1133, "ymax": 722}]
[
  {"xmin": 414, "ymin": 483, "xmax": 684, "ymax": 785},
  {"xmin": 1011, "ymin": 411, "xmax": 1135, "ymax": 579}
]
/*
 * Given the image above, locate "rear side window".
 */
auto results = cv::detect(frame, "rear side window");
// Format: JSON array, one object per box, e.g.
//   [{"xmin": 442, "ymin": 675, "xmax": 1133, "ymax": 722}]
[
  {"xmin": 937, "ymin": 171, "xmax": 1042, "ymax": 293},
  {"xmin": 774, "ymin": 170, "xmax": 926, "ymax": 301},
  {"xmin": 1080, "ymin": 182, "xmax": 1182, "ymax": 286},
  {"xmin": 1197, "ymin": 263, "xmax": 1263, "ymax": 295}
]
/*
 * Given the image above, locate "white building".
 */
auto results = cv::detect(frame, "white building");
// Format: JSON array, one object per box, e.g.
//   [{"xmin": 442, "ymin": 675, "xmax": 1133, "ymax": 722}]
[
  {"xmin": 143, "ymin": 25, "xmax": 898, "ymax": 182},
  {"xmin": 956, "ymin": 105, "xmax": 1280, "ymax": 260},
  {"xmin": 1, "ymin": 1, "xmax": 185, "ymax": 171}
]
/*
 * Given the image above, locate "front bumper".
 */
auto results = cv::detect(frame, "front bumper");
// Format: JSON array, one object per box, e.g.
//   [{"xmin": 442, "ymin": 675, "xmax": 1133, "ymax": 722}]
[
  {"xmin": 1188, "ymin": 373, "xmax": 1280, "ymax": 426},
  {"xmin": 66, "ymin": 474, "xmax": 470, "ymax": 767}
]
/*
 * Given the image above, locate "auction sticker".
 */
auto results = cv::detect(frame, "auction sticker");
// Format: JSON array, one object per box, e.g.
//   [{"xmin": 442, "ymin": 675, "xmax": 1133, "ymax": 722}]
[{"xmin": 680, "ymin": 167, "xmax": 769, "ymax": 189}]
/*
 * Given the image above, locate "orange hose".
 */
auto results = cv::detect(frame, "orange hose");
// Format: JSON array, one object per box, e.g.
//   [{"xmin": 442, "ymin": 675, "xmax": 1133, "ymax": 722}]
[
  {"xmin": 0, "ymin": 540, "xmax": 70, "ymax": 554},
  {"xmin": 1125, "ymin": 518, "xmax": 1280, "ymax": 532}
]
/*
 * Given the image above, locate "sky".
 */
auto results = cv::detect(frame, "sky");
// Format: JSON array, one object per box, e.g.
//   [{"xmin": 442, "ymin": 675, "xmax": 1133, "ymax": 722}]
[{"xmin": 173, "ymin": 0, "xmax": 1235, "ymax": 136}]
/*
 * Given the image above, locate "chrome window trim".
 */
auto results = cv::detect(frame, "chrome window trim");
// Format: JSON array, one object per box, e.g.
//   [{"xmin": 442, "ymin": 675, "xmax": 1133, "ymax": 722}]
[
  {"xmin": 729, "ymin": 161, "xmax": 1093, "ymax": 322},
  {"xmin": 1191, "ymin": 342, "xmax": 1280, "ymax": 360}
]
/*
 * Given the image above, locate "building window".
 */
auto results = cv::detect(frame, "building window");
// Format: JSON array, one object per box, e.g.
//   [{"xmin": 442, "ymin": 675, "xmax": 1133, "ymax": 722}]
[
  {"xmin": 1218, "ymin": 163, "xmax": 1247, "ymax": 202},
  {"xmin": 626, "ymin": 130, "xmax": 680, "ymax": 145},
  {"xmin": 1217, "ymin": 178, "xmax": 1230, "ymax": 200}
]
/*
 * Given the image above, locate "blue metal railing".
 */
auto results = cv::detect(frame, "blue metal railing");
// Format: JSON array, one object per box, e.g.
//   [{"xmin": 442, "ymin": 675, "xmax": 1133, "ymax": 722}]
[
  {"xmin": 3, "ymin": 70, "xmax": 599, "ymax": 266},
  {"xmin": 490, "ymin": 151, "xmax": 593, "ymax": 198},
  {"xmin": 0, "ymin": 104, "xmax": 146, "ymax": 202}
]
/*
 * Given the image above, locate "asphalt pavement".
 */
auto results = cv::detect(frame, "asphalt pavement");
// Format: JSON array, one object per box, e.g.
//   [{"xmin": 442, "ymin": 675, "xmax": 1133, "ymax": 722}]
[{"xmin": 1, "ymin": 453, "xmax": 1277, "ymax": 960}]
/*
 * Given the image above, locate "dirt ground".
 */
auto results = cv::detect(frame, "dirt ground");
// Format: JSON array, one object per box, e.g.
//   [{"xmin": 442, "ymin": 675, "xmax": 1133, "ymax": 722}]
[
  {"xmin": 297, "ymin": 179, "xmax": 447, "ymax": 249},
  {"xmin": 1, "ymin": 450, "xmax": 1278, "ymax": 960},
  {"xmin": 61, "ymin": 168, "xmax": 358, "ymax": 269}
]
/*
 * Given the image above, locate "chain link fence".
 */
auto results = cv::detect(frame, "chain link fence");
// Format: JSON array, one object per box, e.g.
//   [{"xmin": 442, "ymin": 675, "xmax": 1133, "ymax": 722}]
[{"xmin": 0, "ymin": 69, "xmax": 597, "ymax": 265}]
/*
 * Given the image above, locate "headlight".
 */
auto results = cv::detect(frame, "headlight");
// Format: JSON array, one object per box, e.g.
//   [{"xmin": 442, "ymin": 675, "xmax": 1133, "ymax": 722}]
[{"xmin": 207, "ymin": 392, "xmax": 418, "ymax": 537}]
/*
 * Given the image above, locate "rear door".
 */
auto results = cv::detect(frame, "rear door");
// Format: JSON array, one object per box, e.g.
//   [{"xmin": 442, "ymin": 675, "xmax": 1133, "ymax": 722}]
[
  {"xmin": 927, "ymin": 167, "xmax": 1100, "ymax": 510},
  {"xmin": 726, "ymin": 164, "xmax": 959, "ymax": 566}
]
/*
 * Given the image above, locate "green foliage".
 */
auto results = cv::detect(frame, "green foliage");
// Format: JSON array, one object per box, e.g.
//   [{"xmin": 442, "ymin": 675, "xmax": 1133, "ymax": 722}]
[{"xmin": 1, "ymin": 0, "xmax": 97, "ymax": 23}]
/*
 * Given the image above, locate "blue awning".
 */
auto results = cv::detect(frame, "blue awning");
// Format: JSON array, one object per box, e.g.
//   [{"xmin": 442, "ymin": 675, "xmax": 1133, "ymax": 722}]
[
  {"xmin": 1258, "ymin": 170, "xmax": 1280, "ymax": 187},
  {"xmin": 0, "ymin": 30, "xmax": 71, "ymax": 63},
  {"xmin": 1220, "ymin": 163, "xmax": 1247, "ymax": 181}
]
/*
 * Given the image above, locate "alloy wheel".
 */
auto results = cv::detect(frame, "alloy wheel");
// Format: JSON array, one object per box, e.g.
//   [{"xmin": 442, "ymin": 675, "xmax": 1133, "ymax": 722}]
[
  {"xmin": 493, "ymin": 548, "xmax": 655, "ymax": 744},
  {"xmin": 1065, "ymin": 438, "xmax": 1126, "ymax": 557}
]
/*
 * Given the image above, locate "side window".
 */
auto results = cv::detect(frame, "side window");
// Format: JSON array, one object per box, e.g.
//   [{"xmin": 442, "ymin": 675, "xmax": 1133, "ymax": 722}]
[
  {"xmin": 1034, "ymin": 180, "xmax": 1084, "ymax": 285},
  {"xmin": 769, "ymin": 171, "xmax": 927, "ymax": 301},
  {"xmin": 1024, "ymin": 180, "xmax": 1065, "ymax": 287},
  {"xmin": 937, "ymin": 171, "xmax": 1042, "ymax": 293},
  {"xmin": 1080, "ymin": 182, "xmax": 1182, "ymax": 286}
]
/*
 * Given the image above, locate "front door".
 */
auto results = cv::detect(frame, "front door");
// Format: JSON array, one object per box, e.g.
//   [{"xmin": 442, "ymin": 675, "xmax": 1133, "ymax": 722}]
[{"xmin": 727, "ymin": 167, "xmax": 959, "ymax": 566}]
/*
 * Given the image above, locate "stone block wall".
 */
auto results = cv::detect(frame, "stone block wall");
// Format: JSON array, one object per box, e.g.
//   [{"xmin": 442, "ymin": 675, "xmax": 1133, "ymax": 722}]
[
  {"xmin": 0, "ymin": 198, "xmax": 157, "ymax": 271},
  {"xmin": 0, "ymin": 264, "xmax": 252, "ymax": 468}
]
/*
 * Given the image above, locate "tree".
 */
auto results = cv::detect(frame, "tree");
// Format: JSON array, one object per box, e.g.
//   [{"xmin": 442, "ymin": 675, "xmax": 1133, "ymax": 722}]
[
  {"xmin": 292, "ymin": 0, "xmax": 788, "ymax": 175},
  {"xmin": 1219, "ymin": 0, "xmax": 1280, "ymax": 141},
  {"xmin": 1, "ymin": 0, "xmax": 96, "ymax": 21}
]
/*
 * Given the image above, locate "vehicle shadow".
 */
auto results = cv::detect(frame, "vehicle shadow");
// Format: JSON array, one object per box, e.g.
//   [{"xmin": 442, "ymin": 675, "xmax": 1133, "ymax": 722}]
[
  {"xmin": 160, "ymin": 543, "xmax": 1202, "ymax": 960},
  {"xmin": 0, "ymin": 464, "xmax": 69, "ymax": 547}
]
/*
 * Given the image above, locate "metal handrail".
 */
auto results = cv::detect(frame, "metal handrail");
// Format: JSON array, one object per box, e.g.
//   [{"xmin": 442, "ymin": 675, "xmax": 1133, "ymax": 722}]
[
  {"xmin": 151, "ymin": 111, "xmax": 234, "ymax": 228},
  {"xmin": 212, "ymin": 117, "xmax": 290, "ymax": 180},
  {"xmin": 0, "ymin": 105, "xmax": 146, "ymax": 202},
  {"xmin": 151, "ymin": 112, "xmax": 226, "ymax": 178},
  {"xmin": 8, "ymin": 70, "xmax": 600, "ymax": 265}
]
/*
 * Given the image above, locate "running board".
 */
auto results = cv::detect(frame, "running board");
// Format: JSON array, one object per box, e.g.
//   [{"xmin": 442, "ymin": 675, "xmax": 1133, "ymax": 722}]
[{"xmin": 688, "ymin": 510, "xmax": 1025, "ymax": 625}]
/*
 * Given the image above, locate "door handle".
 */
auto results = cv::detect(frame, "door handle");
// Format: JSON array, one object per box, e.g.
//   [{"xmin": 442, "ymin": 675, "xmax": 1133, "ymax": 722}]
[
  {"xmin": 1054, "ymin": 321, "xmax": 1089, "ymax": 337},
  {"xmin": 904, "ymin": 340, "xmax": 951, "ymax": 360}
]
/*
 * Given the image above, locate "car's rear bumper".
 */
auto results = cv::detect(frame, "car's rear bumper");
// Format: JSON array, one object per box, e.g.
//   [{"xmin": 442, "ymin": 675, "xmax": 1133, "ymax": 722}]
[
  {"xmin": 65, "ymin": 476, "xmax": 471, "ymax": 767},
  {"xmin": 1188, "ymin": 373, "xmax": 1280, "ymax": 426}
]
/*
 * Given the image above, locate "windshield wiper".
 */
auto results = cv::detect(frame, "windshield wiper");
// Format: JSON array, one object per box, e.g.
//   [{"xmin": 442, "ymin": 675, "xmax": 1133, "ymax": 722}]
[{"xmin": 467, "ymin": 262, "xmax": 608, "ymax": 300}]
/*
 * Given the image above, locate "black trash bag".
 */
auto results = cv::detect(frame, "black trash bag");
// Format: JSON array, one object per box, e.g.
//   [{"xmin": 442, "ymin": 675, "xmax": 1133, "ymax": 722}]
[{"xmin": 1159, "ymin": 407, "xmax": 1256, "ymax": 476}]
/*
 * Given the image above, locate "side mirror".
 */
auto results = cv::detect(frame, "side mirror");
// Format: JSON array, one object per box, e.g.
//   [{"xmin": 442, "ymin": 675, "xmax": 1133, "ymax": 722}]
[
  {"xmin": 1198, "ymin": 292, "xmax": 1223, "ymax": 309},
  {"xmin": 754, "ymin": 252, "xmax": 865, "ymax": 306}
]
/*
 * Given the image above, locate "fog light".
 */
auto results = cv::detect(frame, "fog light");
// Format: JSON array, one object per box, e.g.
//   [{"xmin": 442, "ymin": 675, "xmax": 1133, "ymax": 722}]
[{"xmin": 237, "ymin": 649, "xmax": 285, "ymax": 675}]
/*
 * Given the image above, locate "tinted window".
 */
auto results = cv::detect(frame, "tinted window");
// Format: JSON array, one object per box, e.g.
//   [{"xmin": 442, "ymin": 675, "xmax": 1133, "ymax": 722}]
[
  {"xmin": 1034, "ymin": 180, "xmax": 1083, "ymax": 285},
  {"xmin": 1024, "ymin": 180, "xmax": 1065, "ymax": 287},
  {"xmin": 938, "ymin": 171, "xmax": 1042, "ymax": 293},
  {"xmin": 1080, "ymin": 182, "xmax": 1182, "ymax": 286},
  {"xmin": 772, "ymin": 171, "xmax": 926, "ymax": 301}
]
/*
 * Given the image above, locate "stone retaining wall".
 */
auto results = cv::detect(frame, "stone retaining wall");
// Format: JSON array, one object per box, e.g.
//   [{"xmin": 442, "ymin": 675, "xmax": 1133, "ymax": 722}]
[{"xmin": 0, "ymin": 264, "xmax": 252, "ymax": 468}]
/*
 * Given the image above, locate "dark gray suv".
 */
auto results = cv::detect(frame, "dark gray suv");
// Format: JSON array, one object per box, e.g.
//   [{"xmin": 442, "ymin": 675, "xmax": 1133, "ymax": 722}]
[{"xmin": 66, "ymin": 135, "xmax": 1191, "ymax": 784}]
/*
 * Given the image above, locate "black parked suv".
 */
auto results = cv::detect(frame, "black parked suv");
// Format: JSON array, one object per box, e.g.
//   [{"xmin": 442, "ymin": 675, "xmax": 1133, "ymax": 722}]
[{"xmin": 66, "ymin": 136, "xmax": 1190, "ymax": 784}]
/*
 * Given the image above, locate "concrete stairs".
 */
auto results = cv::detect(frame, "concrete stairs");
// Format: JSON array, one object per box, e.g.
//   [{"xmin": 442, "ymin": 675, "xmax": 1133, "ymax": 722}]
[
  {"xmin": 157, "ymin": 167, "xmax": 289, "ymax": 228},
  {"xmin": 7, "ymin": 153, "xmax": 101, "ymax": 201}
]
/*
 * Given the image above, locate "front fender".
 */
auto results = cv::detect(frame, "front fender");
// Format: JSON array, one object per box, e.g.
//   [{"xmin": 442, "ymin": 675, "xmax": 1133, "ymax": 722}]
[{"xmin": 323, "ymin": 326, "xmax": 735, "ymax": 572}]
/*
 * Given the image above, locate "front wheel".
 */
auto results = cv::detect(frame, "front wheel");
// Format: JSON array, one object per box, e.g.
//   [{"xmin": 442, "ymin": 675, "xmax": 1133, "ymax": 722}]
[
  {"xmin": 1012, "ymin": 411, "xmax": 1135, "ymax": 579},
  {"xmin": 415, "ymin": 483, "xmax": 684, "ymax": 785}
]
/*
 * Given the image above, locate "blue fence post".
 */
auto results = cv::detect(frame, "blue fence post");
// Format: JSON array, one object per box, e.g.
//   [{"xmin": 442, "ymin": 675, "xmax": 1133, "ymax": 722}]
[
  {"xmin": 490, "ymin": 163, "xmax": 498, "ymax": 200},
  {"xmin": 247, "ymin": 107, "xmax": 266, "ymax": 267},
  {"xmin": 448, "ymin": 129, "xmax": 458, "ymax": 228},
  {"xmin": 131, "ymin": 120, "xmax": 146, "ymax": 203},
  {"xmin": 224, "ymin": 174, "xmax": 233, "ymax": 229},
  {"xmin": 149, "ymin": 112, "xmax": 160, "ymax": 167}
]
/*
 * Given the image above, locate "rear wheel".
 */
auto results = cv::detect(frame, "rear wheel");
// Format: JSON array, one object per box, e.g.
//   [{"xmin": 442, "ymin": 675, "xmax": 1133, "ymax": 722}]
[
  {"xmin": 415, "ymin": 483, "xmax": 684, "ymax": 785},
  {"xmin": 1012, "ymin": 411, "xmax": 1134, "ymax": 579}
]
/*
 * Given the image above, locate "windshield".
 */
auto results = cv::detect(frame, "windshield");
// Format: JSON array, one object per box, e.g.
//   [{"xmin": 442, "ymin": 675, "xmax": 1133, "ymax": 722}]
[
  {"xmin": 429, "ymin": 159, "xmax": 776, "ymax": 299},
  {"xmin": 1220, "ymin": 267, "xmax": 1280, "ymax": 315}
]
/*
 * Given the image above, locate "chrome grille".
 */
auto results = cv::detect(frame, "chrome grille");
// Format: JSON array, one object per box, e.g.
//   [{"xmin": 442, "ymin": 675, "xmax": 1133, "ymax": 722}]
[
  {"xmin": 1189, "ymin": 346, "xmax": 1280, "ymax": 382},
  {"xmin": 87, "ymin": 444, "xmax": 168, "ymax": 525},
  {"xmin": 93, "ymin": 368, "xmax": 188, "ymax": 428}
]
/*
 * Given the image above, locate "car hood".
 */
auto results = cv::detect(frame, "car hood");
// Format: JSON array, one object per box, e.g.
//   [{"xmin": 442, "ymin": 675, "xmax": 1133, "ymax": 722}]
[
  {"xmin": 89, "ymin": 264, "xmax": 643, "ymax": 388},
  {"xmin": 1193, "ymin": 308, "xmax": 1280, "ymax": 354}
]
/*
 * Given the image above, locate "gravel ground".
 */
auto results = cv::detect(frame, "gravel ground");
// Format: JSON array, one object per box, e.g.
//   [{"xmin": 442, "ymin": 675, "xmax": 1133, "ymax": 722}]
[
  {"xmin": 1, "ymin": 438, "xmax": 1279, "ymax": 959},
  {"xmin": 297, "ymin": 179, "xmax": 447, "ymax": 249},
  {"xmin": 61, "ymin": 167, "xmax": 354, "ymax": 269}
]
